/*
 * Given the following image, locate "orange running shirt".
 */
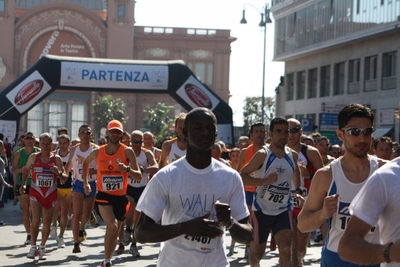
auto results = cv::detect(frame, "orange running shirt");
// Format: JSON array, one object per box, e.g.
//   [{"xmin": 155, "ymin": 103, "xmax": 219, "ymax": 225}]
[
  {"xmin": 240, "ymin": 144, "xmax": 256, "ymax": 193},
  {"xmin": 96, "ymin": 144, "xmax": 129, "ymax": 196}
]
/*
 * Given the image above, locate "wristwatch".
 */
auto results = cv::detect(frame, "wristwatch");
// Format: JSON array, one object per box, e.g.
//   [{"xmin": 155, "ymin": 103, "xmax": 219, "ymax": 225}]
[
  {"xmin": 225, "ymin": 217, "xmax": 235, "ymax": 230},
  {"xmin": 126, "ymin": 166, "xmax": 131, "ymax": 173}
]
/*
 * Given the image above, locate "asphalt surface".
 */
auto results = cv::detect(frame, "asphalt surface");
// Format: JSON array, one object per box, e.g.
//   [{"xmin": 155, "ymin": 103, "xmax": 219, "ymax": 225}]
[{"xmin": 0, "ymin": 200, "xmax": 323, "ymax": 266}]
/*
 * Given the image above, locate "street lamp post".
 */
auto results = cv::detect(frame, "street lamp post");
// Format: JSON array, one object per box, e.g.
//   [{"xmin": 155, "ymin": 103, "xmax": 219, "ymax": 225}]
[{"xmin": 240, "ymin": 3, "xmax": 272, "ymax": 124}]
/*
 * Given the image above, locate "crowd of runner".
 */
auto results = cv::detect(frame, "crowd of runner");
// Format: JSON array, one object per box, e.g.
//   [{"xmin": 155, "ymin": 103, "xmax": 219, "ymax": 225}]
[{"xmin": 0, "ymin": 104, "xmax": 400, "ymax": 267}]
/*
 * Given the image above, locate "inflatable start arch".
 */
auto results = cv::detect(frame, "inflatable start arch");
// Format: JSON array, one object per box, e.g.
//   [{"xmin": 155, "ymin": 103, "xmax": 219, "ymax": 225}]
[{"xmin": 0, "ymin": 55, "xmax": 233, "ymax": 145}]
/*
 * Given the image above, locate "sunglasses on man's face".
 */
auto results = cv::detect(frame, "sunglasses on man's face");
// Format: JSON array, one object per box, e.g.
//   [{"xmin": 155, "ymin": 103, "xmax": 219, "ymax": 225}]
[
  {"xmin": 108, "ymin": 129, "xmax": 122, "ymax": 134},
  {"xmin": 341, "ymin": 127, "xmax": 374, "ymax": 136},
  {"xmin": 289, "ymin": 127, "xmax": 301, "ymax": 134},
  {"xmin": 132, "ymin": 140, "xmax": 143, "ymax": 145},
  {"xmin": 79, "ymin": 130, "xmax": 91, "ymax": 135}
]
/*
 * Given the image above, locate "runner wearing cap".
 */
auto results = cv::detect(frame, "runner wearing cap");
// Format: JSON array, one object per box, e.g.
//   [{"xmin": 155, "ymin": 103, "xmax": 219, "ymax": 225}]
[{"xmin": 82, "ymin": 119, "xmax": 142, "ymax": 267}]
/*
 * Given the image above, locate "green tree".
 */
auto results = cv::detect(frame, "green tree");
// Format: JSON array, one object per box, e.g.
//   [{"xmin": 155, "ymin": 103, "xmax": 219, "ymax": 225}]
[
  {"xmin": 92, "ymin": 95, "xmax": 127, "ymax": 137},
  {"xmin": 242, "ymin": 96, "xmax": 275, "ymax": 134},
  {"xmin": 142, "ymin": 103, "xmax": 174, "ymax": 141}
]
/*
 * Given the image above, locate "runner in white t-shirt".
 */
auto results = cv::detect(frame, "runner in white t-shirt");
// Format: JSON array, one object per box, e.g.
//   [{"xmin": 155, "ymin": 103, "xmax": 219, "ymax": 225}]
[{"xmin": 134, "ymin": 108, "xmax": 252, "ymax": 267}]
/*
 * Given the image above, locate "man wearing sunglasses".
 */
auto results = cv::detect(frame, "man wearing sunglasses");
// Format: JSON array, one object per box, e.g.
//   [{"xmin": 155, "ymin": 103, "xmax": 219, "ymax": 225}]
[
  {"xmin": 298, "ymin": 103, "xmax": 388, "ymax": 267},
  {"xmin": 287, "ymin": 118, "xmax": 324, "ymax": 267},
  {"xmin": 118, "ymin": 130, "xmax": 159, "ymax": 257},
  {"xmin": 65, "ymin": 124, "xmax": 98, "ymax": 254},
  {"xmin": 82, "ymin": 120, "xmax": 142, "ymax": 267}
]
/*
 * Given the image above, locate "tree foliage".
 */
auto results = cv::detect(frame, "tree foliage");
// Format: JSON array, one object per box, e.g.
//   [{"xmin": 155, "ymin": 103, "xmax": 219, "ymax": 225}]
[
  {"xmin": 142, "ymin": 103, "xmax": 174, "ymax": 141},
  {"xmin": 242, "ymin": 96, "xmax": 275, "ymax": 134},
  {"xmin": 92, "ymin": 95, "xmax": 127, "ymax": 137}
]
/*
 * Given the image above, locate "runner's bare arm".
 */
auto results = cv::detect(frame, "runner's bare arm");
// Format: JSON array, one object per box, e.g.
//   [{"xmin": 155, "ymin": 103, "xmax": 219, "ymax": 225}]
[
  {"xmin": 338, "ymin": 215, "xmax": 390, "ymax": 264},
  {"xmin": 236, "ymin": 148, "xmax": 247, "ymax": 172},
  {"xmin": 158, "ymin": 141, "xmax": 172, "ymax": 169},
  {"xmin": 214, "ymin": 201, "xmax": 253, "ymax": 244},
  {"xmin": 143, "ymin": 150, "xmax": 159, "ymax": 175},
  {"xmin": 291, "ymin": 152, "xmax": 301, "ymax": 189},
  {"xmin": 298, "ymin": 167, "xmax": 338, "ymax": 233},
  {"xmin": 53, "ymin": 156, "xmax": 67, "ymax": 184},
  {"xmin": 20, "ymin": 153, "xmax": 35, "ymax": 189},
  {"xmin": 82, "ymin": 149, "xmax": 98, "ymax": 186},
  {"xmin": 125, "ymin": 147, "xmax": 142, "ymax": 181},
  {"xmin": 240, "ymin": 149, "xmax": 277, "ymax": 186},
  {"xmin": 65, "ymin": 146, "xmax": 76, "ymax": 173},
  {"xmin": 308, "ymin": 147, "xmax": 324, "ymax": 170},
  {"xmin": 11, "ymin": 151, "xmax": 22, "ymax": 176}
]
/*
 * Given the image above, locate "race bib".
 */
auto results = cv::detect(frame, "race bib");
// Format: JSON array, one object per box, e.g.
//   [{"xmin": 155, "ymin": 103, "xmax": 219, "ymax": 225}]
[
  {"xmin": 260, "ymin": 184, "xmax": 290, "ymax": 204},
  {"xmin": 175, "ymin": 234, "xmax": 219, "ymax": 253},
  {"xmin": 36, "ymin": 174, "xmax": 54, "ymax": 187},
  {"xmin": 291, "ymin": 188, "xmax": 308, "ymax": 207},
  {"xmin": 102, "ymin": 176, "xmax": 123, "ymax": 191},
  {"xmin": 129, "ymin": 176, "xmax": 142, "ymax": 186}
]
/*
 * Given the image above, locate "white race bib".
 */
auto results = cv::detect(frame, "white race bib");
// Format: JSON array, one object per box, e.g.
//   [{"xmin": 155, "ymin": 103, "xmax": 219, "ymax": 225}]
[
  {"xmin": 175, "ymin": 234, "xmax": 219, "ymax": 253},
  {"xmin": 102, "ymin": 176, "xmax": 123, "ymax": 191},
  {"xmin": 36, "ymin": 174, "xmax": 54, "ymax": 187}
]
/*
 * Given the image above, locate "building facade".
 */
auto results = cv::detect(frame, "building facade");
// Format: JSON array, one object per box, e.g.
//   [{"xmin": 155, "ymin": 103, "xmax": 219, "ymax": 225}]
[
  {"xmin": 0, "ymin": 0, "xmax": 234, "ymax": 140},
  {"xmin": 271, "ymin": 0, "xmax": 400, "ymax": 142}
]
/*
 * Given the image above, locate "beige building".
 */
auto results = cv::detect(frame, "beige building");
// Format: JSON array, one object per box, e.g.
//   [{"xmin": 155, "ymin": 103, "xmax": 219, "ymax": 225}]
[
  {"xmin": 0, "ymin": 0, "xmax": 234, "ymax": 140},
  {"xmin": 272, "ymin": 0, "xmax": 400, "ymax": 142}
]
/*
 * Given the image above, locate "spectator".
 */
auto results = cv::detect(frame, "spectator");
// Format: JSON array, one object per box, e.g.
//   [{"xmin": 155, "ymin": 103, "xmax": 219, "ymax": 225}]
[
  {"xmin": 329, "ymin": 144, "xmax": 342, "ymax": 159},
  {"xmin": 373, "ymin": 136, "xmax": 392, "ymax": 160}
]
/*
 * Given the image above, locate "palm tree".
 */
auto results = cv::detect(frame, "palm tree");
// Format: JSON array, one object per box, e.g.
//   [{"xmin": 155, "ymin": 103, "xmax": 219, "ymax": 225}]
[
  {"xmin": 92, "ymin": 95, "xmax": 127, "ymax": 138},
  {"xmin": 142, "ymin": 103, "xmax": 174, "ymax": 141}
]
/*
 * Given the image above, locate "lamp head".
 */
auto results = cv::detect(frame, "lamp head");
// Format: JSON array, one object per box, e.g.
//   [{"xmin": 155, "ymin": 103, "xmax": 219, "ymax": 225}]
[
  {"xmin": 265, "ymin": 7, "xmax": 272, "ymax": 23},
  {"xmin": 259, "ymin": 13, "xmax": 265, "ymax": 27},
  {"xmin": 240, "ymin": 10, "xmax": 247, "ymax": 24}
]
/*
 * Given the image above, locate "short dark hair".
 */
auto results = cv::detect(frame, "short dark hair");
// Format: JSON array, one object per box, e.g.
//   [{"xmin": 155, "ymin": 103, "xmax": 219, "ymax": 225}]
[
  {"xmin": 58, "ymin": 127, "xmax": 68, "ymax": 135},
  {"xmin": 58, "ymin": 134, "xmax": 71, "ymax": 142},
  {"xmin": 338, "ymin": 104, "xmax": 374, "ymax": 129},
  {"xmin": 184, "ymin": 108, "xmax": 217, "ymax": 129},
  {"xmin": 269, "ymin": 117, "xmax": 288, "ymax": 131},
  {"xmin": 374, "ymin": 136, "xmax": 392, "ymax": 149},
  {"xmin": 78, "ymin": 124, "xmax": 90, "ymax": 132},
  {"xmin": 249, "ymin": 122, "xmax": 266, "ymax": 135}
]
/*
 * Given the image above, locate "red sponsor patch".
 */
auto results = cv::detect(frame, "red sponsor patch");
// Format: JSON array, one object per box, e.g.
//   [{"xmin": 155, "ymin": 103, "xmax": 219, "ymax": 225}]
[
  {"xmin": 14, "ymin": 80, "xmax": 44, "ymax": 105},
  {"xmin": 184, "ymin": 83, "xmax": 212, "ymax": 108}
]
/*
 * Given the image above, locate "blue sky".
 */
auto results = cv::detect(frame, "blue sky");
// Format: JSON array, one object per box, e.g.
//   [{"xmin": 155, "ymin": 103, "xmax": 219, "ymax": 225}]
[{"xmin": 134, "ymin": 0, "xmax": 284, "ymax": 126}]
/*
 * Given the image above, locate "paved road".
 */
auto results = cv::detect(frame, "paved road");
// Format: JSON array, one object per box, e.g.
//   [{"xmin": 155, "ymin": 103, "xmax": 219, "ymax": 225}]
[{"xmin": 0, "ymin": 202, "xmax": 322, "ymax": 266}]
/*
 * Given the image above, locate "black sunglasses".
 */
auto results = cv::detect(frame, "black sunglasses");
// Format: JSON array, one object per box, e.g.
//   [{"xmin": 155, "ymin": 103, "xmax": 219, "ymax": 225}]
[
  {"xmin": 132, "ymin": 140, "xmax": 143, "ymax": 144},
  {"xmin": 79, "ymin": 130, "xmax": 91, "ymax": 135},
  {"xmin": 342, "ymin": 127, "xmax": 374, "ymax": 136},
  {"xmin": 289, "ymin": 127, "xmax": 301, "ymax": 134},
  {"xmin": 109, "ymin": 129, "xmax": 122, "ymax": 134}
]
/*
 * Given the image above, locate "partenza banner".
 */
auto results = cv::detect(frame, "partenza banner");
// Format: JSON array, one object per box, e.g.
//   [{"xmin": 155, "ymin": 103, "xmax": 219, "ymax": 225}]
[
  {"xmin": 60, "ymin": 62, "xmax": 169, "ymax": 90},
  {"xmin": 0, "ymin": 55, "xmax": 233, "ymax": 145}
]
